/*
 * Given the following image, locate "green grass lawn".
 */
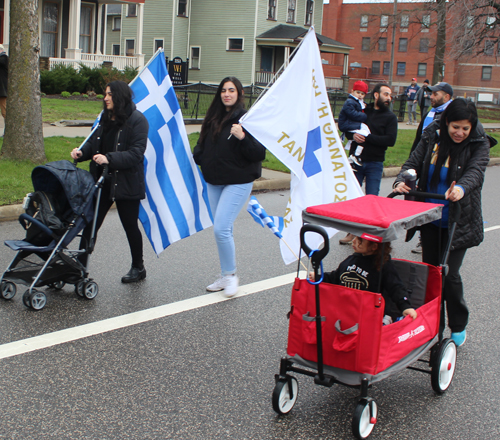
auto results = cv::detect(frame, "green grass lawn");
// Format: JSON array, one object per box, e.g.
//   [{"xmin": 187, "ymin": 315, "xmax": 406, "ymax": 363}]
[{"xmin": 41, "ymin": 97, "xmax": 102, "ymax": 123}]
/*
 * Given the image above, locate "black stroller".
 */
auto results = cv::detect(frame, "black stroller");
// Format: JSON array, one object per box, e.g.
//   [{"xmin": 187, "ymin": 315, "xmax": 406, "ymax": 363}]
[{"xmin": 1, "ymin": 160, "xmax": 105, "ymax": 310}]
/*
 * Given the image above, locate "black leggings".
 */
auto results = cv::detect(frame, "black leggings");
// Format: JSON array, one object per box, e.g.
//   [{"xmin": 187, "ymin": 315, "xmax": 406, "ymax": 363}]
[
  {"xmin": 420, "ymin": 223, "xmax": 468, "ymax": 332},
  {"xmin": 80, "ymin": 181, "xmax": 143, "ymax": 268}
]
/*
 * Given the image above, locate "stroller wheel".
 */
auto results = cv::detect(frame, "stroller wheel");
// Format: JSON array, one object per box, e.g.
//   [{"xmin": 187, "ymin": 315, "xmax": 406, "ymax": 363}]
[
  {"xmin": 75, "ymin": 280, "xmax": 85, "ymax": 297},
  {"xmin": 431, "ymin": 338, "xmax": 457, "ymax": 394},
  {"xmin": 1, "ymin": 281, "xmax": 17, "ymax": 300},
  {"xmin": 352, "ymin": 398, "xmax": 377, "ymax": 439},
  {"xmin": 49, "ymin": 281, "xmax": 66, "ymax": 290},
  {"xmin": 23, "ymin": 290, "xmax": 32, "ymax": 307},
  {"xmin": 82, "ymin": 281, "xmax": 99, "ymax": 300},
  {"xmin": 29, "ymin": 290, "xmax": 47, "ymax": 311},
  {"xmin": 272, "ymin": 376, "xmax": 298, "ymax": 415}
]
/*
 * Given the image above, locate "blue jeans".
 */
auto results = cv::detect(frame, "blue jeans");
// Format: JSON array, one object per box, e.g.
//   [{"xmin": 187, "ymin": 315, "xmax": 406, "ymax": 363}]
[
  {"xmin": 407, "ymin": 101, "xmax": 418, "ymax": 123},
  {"xmin": 355, "ymin": 161, "xmax": 383, "ymax": 195},
  {"xmin": 207, "ymin": 182, "xmax": 253, "ymax": 275}
]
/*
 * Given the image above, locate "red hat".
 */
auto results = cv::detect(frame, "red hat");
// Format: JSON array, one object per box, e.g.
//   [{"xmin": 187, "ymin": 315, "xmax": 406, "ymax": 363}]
[
  {"xmin": 412, "ymin": 77, "xmax": 417, "ymax": 81},
  {"xmin": 353, "ymin": 80, "xmax": 368, "ymax": 94}
]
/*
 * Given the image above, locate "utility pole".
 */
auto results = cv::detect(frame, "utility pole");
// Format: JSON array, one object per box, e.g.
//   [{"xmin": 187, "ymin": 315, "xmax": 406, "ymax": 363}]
[{"xmin": 388, "ymin": 0, "xmax": 398, "ymax": 87}]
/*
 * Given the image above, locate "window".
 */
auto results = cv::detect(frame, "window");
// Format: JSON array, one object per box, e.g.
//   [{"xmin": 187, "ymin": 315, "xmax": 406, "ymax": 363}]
[
  {"xmin": 422, "ymin": 14, "xmax": 430, "ymax": 32},
  {"xmin": 383, "ymin": 61, "xmax": 391, "ymax": 76},
  {"xmin": 79, "ymin": 5, "xmax": 92, "ymax": 54},
  {"xmin": 305, "ymin": 0, "xmax": 314, "ymax": 26},
  {"xmin": 154, "ymin": 39, "xmax": 164, "ymax": 52},
  {"xmin": 112, "ymin": 44, "xmax": 120, "ymax": 56},
  {"xmin": 485, "ymin": 40, "xmax": 495, "ymax": 56},
  {"xmin": 419, "ymin": 38, "xmax": 429, "ymax": 53},
  {"xmin": 401, "ymin": 14, "xmax": 409, "ymax": 31},
  {"xmin": 227, "ymin": 38, "xmax": 244, "ymax": 51},
  {"xmin": 113, "ymin": 16, "xmax": 121, "ymax": 31},
  {"xmin": 190, "ymin": 46, "xmax": 200, "ymax": 69},
  {"xmin": 361, "ymin": 37, "xmax": 370, "ymax": 51},
  {"xmin": 41, "ymin": 2, "xmax": 59, "ymax": 57},
  {"xmin": 128, "ymin": 4, "xmax": 137, "ymax": 17},
  {"xmin": 482, "ymin": 66, "xmax": 492, "ymax": 80},
  {"xmin": 125, "ymin": 39, "xmax": 135, "ymax": 56},
  {"xmin": 372, "ymin": 61, "xmax": 380, "ymax": 75},
  {"xmin": 287, "ymin": 0, "xmax": 296, "ymax": 23},
  {"xmin": 380, "ymin": 15, "xmax": 389, "ymax": 32},
  {"xmin": 418, "ymin": 63, "xmax": 427, "ymax": 77},
  {"xmin": 268, "ymin": 0, "xmax": 276, "ymax": 20},
  {"xmin": 463, "ymin": 40, "xmax": 473, "ymax": 54},
  {"xmin": 487, "ymin": 16, "xmax": 496, "ymax": 28},
  {"xmin": 398, "ymin": 38, "xmax": 408, "ymax": 52},
  {"xmin": 360, "ymin": 15, "xmax": 368, "ymax": 29},
  {"xmin": 378, "ymin": 38, "xmax": 387, "ymax": 52},
  {"xmin": 466, "ymin": 16, "xmax": 474, "ymax": 28},
  {"xmin": 178, "ymin": 0, "xmax": 188, "ymax": 17},
  {"xmin": 397, "ymin": 62, "xmax": 406, "ymax": 76}
]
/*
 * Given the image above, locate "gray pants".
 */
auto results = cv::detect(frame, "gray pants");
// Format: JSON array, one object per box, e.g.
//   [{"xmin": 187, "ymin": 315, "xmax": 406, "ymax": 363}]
[{"xmin": 407, "ymin": 101, "xmax": 418, "ymax": 123}]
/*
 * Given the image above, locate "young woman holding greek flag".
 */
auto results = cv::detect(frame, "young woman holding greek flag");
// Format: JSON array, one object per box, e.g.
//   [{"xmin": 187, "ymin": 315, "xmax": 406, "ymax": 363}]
[{"xmin": 193, "ymin": 77, "xmax": 266, "ymax": 297}]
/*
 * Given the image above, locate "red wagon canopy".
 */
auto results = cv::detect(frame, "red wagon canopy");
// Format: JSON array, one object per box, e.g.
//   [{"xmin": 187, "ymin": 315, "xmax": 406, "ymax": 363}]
[{"xmin": 303, "ymin": 195, "xmax": 443, "ymax": 242}]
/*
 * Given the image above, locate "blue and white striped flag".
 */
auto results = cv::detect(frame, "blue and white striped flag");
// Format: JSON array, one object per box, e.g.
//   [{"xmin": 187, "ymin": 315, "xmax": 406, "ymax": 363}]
[
  {"xmin": 247, "ymin": 196, "xmax": 284, "ymax": 239},
  {"xmin": 130, "ymin": 49, "xmax": 212, "ymax": 255}
]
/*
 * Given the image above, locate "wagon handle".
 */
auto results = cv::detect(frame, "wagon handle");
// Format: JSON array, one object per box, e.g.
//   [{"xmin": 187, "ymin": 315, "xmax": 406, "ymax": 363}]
[{"xmin": 300, "ymin": 224, "xmax": 329, "ymax": 269}]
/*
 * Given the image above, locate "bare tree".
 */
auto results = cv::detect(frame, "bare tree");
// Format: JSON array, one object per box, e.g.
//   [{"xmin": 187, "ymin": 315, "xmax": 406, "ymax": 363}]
[
  {"xmin": 432, "ymin": 0, "xmax": 447, "ymax": 84},
  {"xmin": 1, "ymin": 0, "xmax": 45, "ymax": 162}
]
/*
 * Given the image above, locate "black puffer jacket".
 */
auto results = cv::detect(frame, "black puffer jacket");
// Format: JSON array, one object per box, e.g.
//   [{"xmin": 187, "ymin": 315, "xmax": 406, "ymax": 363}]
[
  {"xmin": 394, "ymin": 120, "xmax": 494, "ymax": 250},
  {"xmin": 78, "ymin": 102, "xmax": 149, "ymax": 200},
  {"xmin": 193, "ymin": 109, "xmax": 266, "ymax": 185}
]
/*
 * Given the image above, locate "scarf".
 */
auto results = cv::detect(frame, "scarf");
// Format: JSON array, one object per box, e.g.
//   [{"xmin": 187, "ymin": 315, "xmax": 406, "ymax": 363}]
[{"xmin": 422, "ymin": 99, "xmax": 452, "ymax": 131}]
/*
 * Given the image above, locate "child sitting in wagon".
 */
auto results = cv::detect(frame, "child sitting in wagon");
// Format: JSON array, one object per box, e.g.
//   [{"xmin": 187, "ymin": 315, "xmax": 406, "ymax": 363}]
[{"xmin": 310, "ymin": 235, "xmax": 417, "ymax": 323}]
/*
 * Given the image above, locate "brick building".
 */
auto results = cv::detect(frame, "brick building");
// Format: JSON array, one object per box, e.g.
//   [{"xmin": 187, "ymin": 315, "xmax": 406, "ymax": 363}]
[{"xmin": 322, "ymin": 0, "xmax": 500, "ymax": 101}]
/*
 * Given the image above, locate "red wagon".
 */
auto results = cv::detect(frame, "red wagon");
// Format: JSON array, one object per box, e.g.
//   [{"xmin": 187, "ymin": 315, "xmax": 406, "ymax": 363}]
[{"xmin": 272, "ymin": 195, "xmax": 458, "ymax": 439}]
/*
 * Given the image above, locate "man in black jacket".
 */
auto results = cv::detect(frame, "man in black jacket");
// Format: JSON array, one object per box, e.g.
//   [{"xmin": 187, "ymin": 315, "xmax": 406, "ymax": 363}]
[
  {"xmin": 340, "ymin": 84, "xmax": 398, "ymax": 244},
  {"xmin": 346, "ymin": 83, "xmax": 397, "ymax": 196}
]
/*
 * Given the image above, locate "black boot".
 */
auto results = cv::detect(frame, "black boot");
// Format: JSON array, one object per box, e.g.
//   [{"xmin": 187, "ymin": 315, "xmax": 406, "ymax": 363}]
[{"xmin": 121, "ymin": 265, "xmax": 146, "ymax": 283}]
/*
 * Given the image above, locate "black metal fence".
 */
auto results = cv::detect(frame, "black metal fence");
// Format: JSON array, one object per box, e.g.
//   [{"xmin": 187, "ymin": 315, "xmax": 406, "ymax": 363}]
[{"xmin": 173, "ymin": 82, "xmax": 408, "ymax": 123}]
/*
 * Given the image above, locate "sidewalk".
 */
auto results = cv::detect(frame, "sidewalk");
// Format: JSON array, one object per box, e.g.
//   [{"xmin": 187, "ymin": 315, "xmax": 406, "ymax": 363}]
[{"xmin": 1, "ymin": 119, "xmax": 499, "ymax": 222}]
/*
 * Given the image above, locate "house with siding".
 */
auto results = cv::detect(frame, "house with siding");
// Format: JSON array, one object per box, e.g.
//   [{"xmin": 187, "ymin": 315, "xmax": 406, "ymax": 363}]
[{"xmin": 110, "ymin": 0, "xmax": 352, "ymax": 86}]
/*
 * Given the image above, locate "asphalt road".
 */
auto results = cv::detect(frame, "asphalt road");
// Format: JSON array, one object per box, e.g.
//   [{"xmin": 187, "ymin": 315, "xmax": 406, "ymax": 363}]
[{"xmin": 1, "ymin": 169, "xmax": 500, "ymax": 440}]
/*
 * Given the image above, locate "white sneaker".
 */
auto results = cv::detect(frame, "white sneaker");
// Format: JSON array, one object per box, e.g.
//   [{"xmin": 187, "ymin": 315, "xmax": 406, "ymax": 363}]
[
  {"xmin": 223, "ymin": 275, "xmax": 239, "ymax": 298},
  {"xmin": 206, "ymin": 275, "xmax": 229, "ymax": 292}
]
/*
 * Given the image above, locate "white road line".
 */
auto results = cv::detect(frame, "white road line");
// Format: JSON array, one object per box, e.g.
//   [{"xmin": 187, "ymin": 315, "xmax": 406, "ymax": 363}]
[
  {"xmin": 0, "ymin": 271, "xmax": 305, "ymax": 361},
  {"xmin": 485, "ymin": 225, "xmax": 500, "ymax": 232}
]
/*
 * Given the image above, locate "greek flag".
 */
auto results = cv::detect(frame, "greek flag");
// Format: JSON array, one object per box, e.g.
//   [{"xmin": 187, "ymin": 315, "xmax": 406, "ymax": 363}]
[
  {"xmin": 130, "ymin": 49, "xmax": 212, "ymax": 255},
  {"xmin": 247, "ymin": 196, "xmax": 284, "ymax": 238}
]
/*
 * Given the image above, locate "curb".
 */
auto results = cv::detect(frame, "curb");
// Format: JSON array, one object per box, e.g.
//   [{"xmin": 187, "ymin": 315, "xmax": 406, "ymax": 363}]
[{"xmin": 2, "ymin": 159, "xmax": 499, "ymax": 223}]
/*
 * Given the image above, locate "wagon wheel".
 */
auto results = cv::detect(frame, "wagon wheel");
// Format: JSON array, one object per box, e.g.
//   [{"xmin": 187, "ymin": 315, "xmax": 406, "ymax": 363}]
[
  {"xmin": 1, "ymin": 281, "xmax": 17, "ymax": 300},
  {"xmin": 272, "ymin": 376, "xmax": 298, "ymax": 415},
  {"xmin": 29, "ymin": 290, "xmax": 47, "ymax": 311},
  {"xmin": 352, "ymin": 398, "xmax": 377, "ymax": 439},
  {"xmin": 431, "ymin": 339, "xmax": 457, "ymax": 394},
  {"xmin": 82, "ymin": 280, "xmax": 99, "ymax": 300}
]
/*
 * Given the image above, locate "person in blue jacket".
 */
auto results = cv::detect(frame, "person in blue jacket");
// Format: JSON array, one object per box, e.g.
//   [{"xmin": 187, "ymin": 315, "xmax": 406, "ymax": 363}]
[
  {"xmin": 405, "ymin": 78, "xmax": 420, "ymax": 125},
  {"xmin": 338, "ymin": 80, "xmax": 371, "ymax": 167}
]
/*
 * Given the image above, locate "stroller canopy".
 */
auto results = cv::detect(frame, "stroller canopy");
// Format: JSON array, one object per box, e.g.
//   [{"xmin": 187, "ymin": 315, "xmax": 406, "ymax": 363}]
[
  {"xmin": 31, "ymin": 160, "xmax": 96, "ymax": 217},
  {"xmin": 303, "ymin": 195, "xmax": 443, "ymax": 242}
]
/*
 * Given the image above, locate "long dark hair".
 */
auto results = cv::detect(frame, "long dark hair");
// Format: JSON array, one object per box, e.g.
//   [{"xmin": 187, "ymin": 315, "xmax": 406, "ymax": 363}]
[
  {"xmin": 374, "ymin": 241, "xmax": 392, "ymax": 272},
  {"xmin": 430, "ymin": 99, "xmax": 478, "ymax": 189},
  {"xmin": 199, "ymin": 77, "xmax": 245, "ymax": 143},
  {"xmin": 102, "ymin": 80, "xmax": 133, "ymax": 127}
]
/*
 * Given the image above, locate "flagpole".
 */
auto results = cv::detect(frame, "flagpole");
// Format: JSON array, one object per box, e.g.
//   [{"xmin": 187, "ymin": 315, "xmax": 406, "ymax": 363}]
[{"xmin": 281, "ymin": 238, "xmax": 308, "ymax": 272}]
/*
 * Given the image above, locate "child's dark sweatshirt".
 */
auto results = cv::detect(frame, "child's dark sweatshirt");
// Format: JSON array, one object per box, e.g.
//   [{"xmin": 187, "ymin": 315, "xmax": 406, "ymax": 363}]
[{"xmin": 322, "ymin": 253, "xmax": 412, "ymax": 314}]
